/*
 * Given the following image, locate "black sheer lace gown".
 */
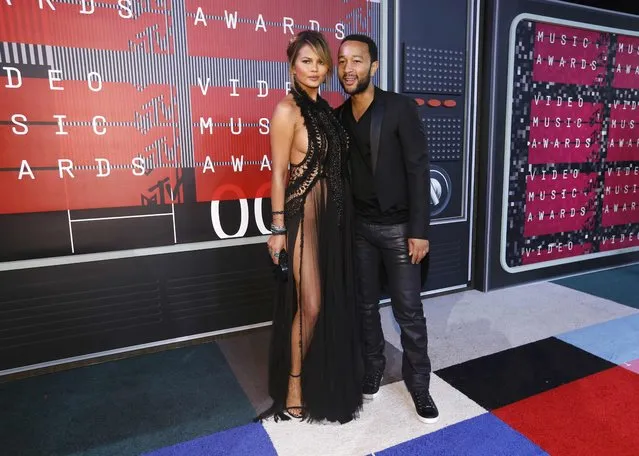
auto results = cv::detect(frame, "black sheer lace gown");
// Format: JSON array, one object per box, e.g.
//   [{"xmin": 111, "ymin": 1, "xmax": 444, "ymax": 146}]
[{"xmin": 259, "ymin": 86, "xmax": 363, "ymax": 424}]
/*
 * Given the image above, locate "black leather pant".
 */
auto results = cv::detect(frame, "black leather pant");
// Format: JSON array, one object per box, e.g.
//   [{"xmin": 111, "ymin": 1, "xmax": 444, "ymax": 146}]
[{"xmin": 354, "ymin": 219, "xmax": 431, "ymax": 392}]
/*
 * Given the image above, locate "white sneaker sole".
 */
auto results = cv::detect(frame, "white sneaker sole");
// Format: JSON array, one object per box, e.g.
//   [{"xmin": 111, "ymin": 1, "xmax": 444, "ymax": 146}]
[
  {"xmin": 363, "ymin": 392, "xmax": 378, "ymax": 401},
  {"xmin": 417, "ymin": 414, "xmax": 440, "ymax": 424},
  {"xmin": 363, "ymin": 375, "xmax": 383, "ymax": 401}
]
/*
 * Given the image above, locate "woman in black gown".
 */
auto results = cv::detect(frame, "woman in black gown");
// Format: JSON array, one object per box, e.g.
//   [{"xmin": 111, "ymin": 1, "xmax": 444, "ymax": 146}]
[{"xmin": 260, "ymin": 30, "xmax": 363, "ymax": 424}]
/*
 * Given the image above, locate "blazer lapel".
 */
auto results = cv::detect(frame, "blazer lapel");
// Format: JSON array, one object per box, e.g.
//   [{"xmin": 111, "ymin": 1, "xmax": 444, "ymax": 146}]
[
  {"xmin": 369, "ymin": 91, "xmax": 384, "ymax": 175},
  {"xmin": 336, "ymin": 99, "xmax": 350, "ymax": 123},
  {"xmin": 337, "ymin": 99, "xmax": 352, "ymax": 177}
]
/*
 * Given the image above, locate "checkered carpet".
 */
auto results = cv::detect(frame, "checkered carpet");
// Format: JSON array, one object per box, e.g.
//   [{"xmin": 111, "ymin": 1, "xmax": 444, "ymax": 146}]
[{"xmin": 2, "ymin": 266, "xmax": 639, "ymax": 456}]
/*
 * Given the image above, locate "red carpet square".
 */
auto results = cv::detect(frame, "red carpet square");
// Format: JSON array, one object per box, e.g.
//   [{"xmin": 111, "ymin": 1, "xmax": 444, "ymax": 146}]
[{"xmin": 494, "ymin": 367, "xmax": 639, "ymax": 456}]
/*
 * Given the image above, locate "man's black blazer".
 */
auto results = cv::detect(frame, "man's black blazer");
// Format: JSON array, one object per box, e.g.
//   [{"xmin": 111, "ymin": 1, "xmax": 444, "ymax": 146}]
[{"xmin": 335, "ymin": 86, "xmax": 431, "ymax": 240}]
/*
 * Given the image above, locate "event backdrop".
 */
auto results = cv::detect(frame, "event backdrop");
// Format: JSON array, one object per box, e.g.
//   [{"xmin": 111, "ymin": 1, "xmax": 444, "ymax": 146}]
[
  {"xmin": 0, "ymin": 0, "xmax": 486, "ymax": 374},
  {"xmin": 0, "ymin": 0, "xmax": 381, "ymax": 265},
  {"xmin": 500, "ymin": 13, "xmax": 639, "ymax": 272}
]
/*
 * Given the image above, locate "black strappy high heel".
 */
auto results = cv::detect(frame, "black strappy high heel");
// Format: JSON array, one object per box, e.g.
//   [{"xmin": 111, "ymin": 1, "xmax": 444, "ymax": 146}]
[
  {"xmin": 284, "ymin": 372, "xmax": 306, "ymax": 420},
  {"xmin": 253, "ymin": 373, "xmax": 307, "ymax": 422}
]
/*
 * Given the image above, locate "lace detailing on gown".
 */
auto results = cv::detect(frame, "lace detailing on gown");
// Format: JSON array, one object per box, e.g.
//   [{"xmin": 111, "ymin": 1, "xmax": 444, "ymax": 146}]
[
  {"xmin": 284, "ymin": 87, "xmax": 349, "ymax": 225},
  {"xmin": 258, "ymin": 86, "xmax": 363, "ymax": 424}
]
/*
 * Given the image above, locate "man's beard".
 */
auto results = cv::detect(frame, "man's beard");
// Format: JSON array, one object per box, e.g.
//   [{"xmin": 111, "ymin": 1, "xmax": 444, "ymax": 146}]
[{"xmin": 341, "ymin": 70, "xmax": 372, "ymax": 96}]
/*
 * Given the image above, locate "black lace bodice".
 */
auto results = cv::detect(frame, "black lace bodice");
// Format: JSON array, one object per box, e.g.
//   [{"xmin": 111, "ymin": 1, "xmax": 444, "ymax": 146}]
[{"xmin": 284, "ymin": 86, "xmax": 349, "ymax": 223}]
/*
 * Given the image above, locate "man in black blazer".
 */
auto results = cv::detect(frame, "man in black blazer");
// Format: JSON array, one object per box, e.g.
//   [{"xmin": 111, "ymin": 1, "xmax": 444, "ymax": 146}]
[{"xmin": 336, "ymin": 34, "xmax": 438, "ymax": 424}]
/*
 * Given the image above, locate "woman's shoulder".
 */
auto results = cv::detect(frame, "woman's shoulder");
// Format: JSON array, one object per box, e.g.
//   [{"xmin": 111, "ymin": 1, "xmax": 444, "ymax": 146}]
[
  {"xmin": 272, "ymin": 94, "xmax": 300, "ymax": 123},
  {"xmin": 274, "ymin": 93, "xmax": 300, "ymax": 115}
]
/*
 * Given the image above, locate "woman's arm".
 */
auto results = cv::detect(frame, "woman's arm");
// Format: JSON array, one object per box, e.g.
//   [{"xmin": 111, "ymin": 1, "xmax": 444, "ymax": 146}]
[
  {"xmin": 266, "ymin": 100, "xmax": 296, "ymax": 263},
  {"xmin": 269, "ymin": 101, "xmax": 295, "ymax": 222}
]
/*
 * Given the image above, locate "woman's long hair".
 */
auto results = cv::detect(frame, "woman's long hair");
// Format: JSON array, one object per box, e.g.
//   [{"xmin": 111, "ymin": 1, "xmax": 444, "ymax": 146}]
[{"xmin": 286, "ymin": 30, "xmax": 333, "ymax": 85}]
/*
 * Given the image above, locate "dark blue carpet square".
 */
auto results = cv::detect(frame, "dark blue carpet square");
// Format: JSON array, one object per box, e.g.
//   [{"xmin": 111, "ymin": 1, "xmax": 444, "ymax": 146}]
[
  {"xmin": 143, "ymin": 423, "xmax": 277, "ymax": 456},
  {"xmin": 0, "ymin": 344, "xmax": 256, "ymax": 456},
  {"xmin": 376, "ymin": 413, "xmax": 549, "ymax": 456},
  {"xmin": 554, "ymin": 264, "xmax": 639, "ymax": 309}
]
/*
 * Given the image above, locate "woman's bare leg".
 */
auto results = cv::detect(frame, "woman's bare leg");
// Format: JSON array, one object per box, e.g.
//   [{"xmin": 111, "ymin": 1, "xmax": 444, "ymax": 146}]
[{"xmin": 287, "ymin": 187, "xmax": 322, "ymax": 416}]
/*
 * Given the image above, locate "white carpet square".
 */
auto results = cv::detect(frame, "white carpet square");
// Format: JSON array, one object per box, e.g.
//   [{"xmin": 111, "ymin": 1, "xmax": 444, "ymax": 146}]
[
  {"xmin": 380, "ymin": 282, "xmax": 638, "ymax": 370},
  {"xmin": 262, "ymin": 375, "xmax": 485, "ymax": 456}
]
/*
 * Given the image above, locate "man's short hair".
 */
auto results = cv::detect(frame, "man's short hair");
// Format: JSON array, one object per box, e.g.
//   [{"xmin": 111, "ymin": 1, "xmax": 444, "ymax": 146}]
[{"xmin": 341, "ymin": 34, "xmax": 378, "ymax": 62}]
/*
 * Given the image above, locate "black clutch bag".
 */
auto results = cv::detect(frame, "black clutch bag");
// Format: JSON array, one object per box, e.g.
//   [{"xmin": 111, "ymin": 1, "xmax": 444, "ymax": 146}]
[{"xmin": 274, "ymin": 249, "xmax": 288, "ymax": 282}]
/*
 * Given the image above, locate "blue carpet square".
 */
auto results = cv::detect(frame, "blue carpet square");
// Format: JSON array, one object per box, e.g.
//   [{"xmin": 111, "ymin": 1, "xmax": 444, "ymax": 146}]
[
  {"xmin": 554, "ymin": 264, "xmax": 639, "ymax": 309},
  {"xmin": 376, "ymin": 413, "xmax": 549, "ymax": 456},
  {"xmin": 0, "ymin": 344, "xmax": 256, "ymax": 456},
  {"xmin": 143, "ymin": 423, "xmax": 277, "ymax": 456},
  {"xmin": 557, "ymin": 314, "xmax": 639, "ymax": 365}
]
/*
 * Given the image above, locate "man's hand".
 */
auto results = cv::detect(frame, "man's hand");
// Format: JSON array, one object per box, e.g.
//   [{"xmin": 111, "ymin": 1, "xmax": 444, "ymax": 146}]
[{"xmin": 408, "ymin": 238, "xmax": 429, "ymax": 264}]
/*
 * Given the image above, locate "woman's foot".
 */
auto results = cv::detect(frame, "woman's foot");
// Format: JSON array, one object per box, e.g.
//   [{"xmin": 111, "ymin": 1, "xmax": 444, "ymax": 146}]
[{"xmin": 286, "ymin": 372, "xmax": 304, "ymax": 418}]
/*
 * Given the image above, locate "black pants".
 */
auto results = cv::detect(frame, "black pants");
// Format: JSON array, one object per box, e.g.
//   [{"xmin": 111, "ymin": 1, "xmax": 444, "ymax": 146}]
[{"xmin": 354, "ymin": 219, "xmax": 431, "ymax": 391}]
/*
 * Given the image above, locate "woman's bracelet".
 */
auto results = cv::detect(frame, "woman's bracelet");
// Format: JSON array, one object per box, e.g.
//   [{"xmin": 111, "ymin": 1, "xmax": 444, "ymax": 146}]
[
  {"xmin": 271, "ymin": 223, "xmax": 286, "ymax": 235},
  {"xmin": 272, "ymin": 210, "xmax": 284, "ymax": 215}
]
